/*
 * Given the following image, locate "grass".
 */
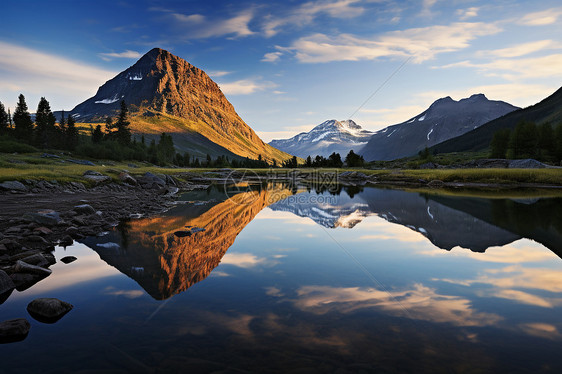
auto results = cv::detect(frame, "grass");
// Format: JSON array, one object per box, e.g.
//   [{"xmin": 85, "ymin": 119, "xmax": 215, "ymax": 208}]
[{"xmin": 1, "ymin": 152, "xmax": 561, "ymax": 190}]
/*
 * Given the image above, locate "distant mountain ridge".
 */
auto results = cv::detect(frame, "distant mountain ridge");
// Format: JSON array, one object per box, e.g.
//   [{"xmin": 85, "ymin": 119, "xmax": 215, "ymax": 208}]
[
  {"xmin": 431, "ymin": 86, "xmax": 562, "ymax": 154},
  {"xmin": 359, "ymin": 94, "xmax": 519, "ymax": 161},
  {"xmin": 62, "ymin": 48, "xmax": 292, "ymax": 162},
  {"xmin": 269, "ymin": 119, "xmax": 373, "ymax": 158}
]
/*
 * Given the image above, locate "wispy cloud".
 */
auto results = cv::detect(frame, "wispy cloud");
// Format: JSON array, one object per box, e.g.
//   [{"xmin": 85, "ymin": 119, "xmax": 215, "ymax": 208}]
[
  {"xmin": 0, "ymin": 42, "xmax": 116, "ymax": 110},
  {"xmin": 98, "ymin": 49, "xmax": 142, "ymax": 61},
  {"xmin": 154, "ymin": 7, "xmax": 256, "ymax": 39},
  {"xmin": 262, "ymin": 0, "xmax": 365, "ymax": 37},
  {"xmin": 439, "ymin": 54, "xmax": 562, "ymax": 80},
  {"xmin": 475, "ymin": 39, "xmax": 562, "ymax": 58},
  {"xmin": 420, "ymin": 0, "xmax": 438, "ymax": 18},
  {"xmin": 218, "ymin": 79, "xmax": 277, "ymax": 95},
  {"xmin": 262, "ymin": 52, "xmax": 283, "ymax": 62},
  {"xmin": 207, "ymin": 70, "xmax": 232, "ymax": 78},
  {"xmin": 456, "ymin": 7, "xmax": 479, "ymax": 20},
  {"xmin": 275, "ymin": 22, "xmax": 501, "ymax": 63},
  {"xmin": 519, "ymin": 7, "xmax": 562, "ymax": 26}
]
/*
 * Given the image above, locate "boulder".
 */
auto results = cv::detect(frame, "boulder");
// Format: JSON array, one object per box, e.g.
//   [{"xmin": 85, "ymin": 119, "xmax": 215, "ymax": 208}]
[
  {"xmin": 19, "ymin": 254, "xmax": 49, "ymax": 267},
  {"xmin": 0, "ymin": 270, "xmax": 15, "ymax": 296},
  {"xmin": 138, "ymin": 172, "xmax": 166, "ymax": 189},
  {"xmin": 27, "ymin": 298, "xmax": 73, "ymax": 324},
  {"xmin": 73, "ymin": 204, "xmax": 96, "ymax": 215},
  {"xmin": 59, "ymin": 235, "xmax": 74, "ymax": 247},
  {"xmin": 118, "ymin": 172, "xmax": 137, "ymax": 185},
  {"xmin": 14, "ymin": 260, "xmax": 52, "ymax": 276},
  {"xmin": 33, "ymin": 227, "xmax": 53, "ymax": 236},
  {"xmin": 24, "ymin": 210, "xmax": 61, "ymax": 226},
  {"xmin": 0, "ymin": 181, "xmax": 27, "ymax": 192},
  {"xmin": 10, "ymin": 273, "xmax": 49, "ymax": 292},
  {"xmin": 60, "ymin": 256, "xmax": 77, "ymax": 264},
  {"xmin": 83, "ymin": 170, "xmax": 103, "ymax": 176},
  {"xmin": 67, "ymin": 159, "xmax": 95, "ymax": 166},
  {"xmin": 0, "ymin": 319, "xmax": 30, "ymax": 343},
  {"xmin": 83, "ymin": 175, "xmax": 111, "ymax": 184}
]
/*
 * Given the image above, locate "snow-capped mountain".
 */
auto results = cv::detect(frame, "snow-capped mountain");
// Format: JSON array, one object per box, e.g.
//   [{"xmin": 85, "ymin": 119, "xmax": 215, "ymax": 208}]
[
  {"xmin": 269, "ymin": 119, "xmax": 373, "ymax": 158},
  {"xmin": 359, "ymin": 94, "xmax": 519, "ymax": 161},
  {"xmin": 269, "ymin": 188, "xmax": 521, "ymax": 252}
]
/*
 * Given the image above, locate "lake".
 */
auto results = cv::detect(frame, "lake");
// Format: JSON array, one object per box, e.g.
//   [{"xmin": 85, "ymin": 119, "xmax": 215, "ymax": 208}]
[{"xmin": 2, "ymin": 182, "xmax": 562, "ymax": 373}]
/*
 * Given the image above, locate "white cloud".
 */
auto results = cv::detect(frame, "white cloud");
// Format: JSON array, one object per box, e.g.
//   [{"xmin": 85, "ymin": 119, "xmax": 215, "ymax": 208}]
[
  {"xmin": 263, "ymin": 0, "xmax": 365, "ymax": 37},
  {"xmin": 218, "ymin": 79, "xmax": 277, "ymax": 95},
  {"xmin": 456, "ymin": 7, "xmax": 479, "ymax": 20},
  {"xmin": 294, "ymin": 284, "xmax": 502, "ymax": 327},
  {"xmin": 476, "ymin": 40, "xmax": 561, "ymax": 58},
  {"xmin": 439, "ymin": 54, "xmax": 562, "ymax": 80},
  {"xmin": 98, "ymin": 49, "xmax": 142, "ymax": 61},
  {"xmin": 519, "ymin": 8, "xmax": 562, "ymax": 26},
  {"xmin": 169, "ymin": 9, "xmax": 255, "ymax": 39},
  {"xmin": 221, "ymin": 252, "xmax": 266, "ymax": 268},
  {"xmin": 207, "ymin": 70, "xmax": 232, "ymax": 78},
  {"xmin": 0, "ymin": 42, "xmax": 117, "ymax": 110},
  {"xmin": 282, "ymin": 22, "xmax": 501, "ymax": 63},
  {"xmin": 262, "ymin": 52, "xmax": 283, "ymax": 62},
  {"xmin": 420, "ymin": 0, "xmax": 438, "ymax": 18}
]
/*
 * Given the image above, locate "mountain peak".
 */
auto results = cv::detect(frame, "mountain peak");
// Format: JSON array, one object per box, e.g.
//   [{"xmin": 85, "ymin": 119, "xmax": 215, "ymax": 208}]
[{"xmin": 63, "ymin": 48, "xmax": 293, "ymax": 163}]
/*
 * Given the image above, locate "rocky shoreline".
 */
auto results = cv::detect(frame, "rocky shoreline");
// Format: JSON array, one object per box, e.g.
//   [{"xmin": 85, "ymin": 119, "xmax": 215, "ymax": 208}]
[{"xmin": 0, "ymin": 171, "xmax": 211, "ymax": 306}]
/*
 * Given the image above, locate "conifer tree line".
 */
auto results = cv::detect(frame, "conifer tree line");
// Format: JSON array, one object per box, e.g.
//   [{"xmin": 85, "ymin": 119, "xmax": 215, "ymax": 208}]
[
  {"xmin": 490, "ymin": 121, "xmax": 562, "ymax": 163},
  {"xmin": 1, "ymin": 94, "xmax": 368, "ymax": 168}
]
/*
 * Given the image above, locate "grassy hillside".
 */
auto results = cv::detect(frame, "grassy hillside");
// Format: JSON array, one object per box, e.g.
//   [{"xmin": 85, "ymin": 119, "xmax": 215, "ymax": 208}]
[{"xmin": 431, "ymin": 86, "xmax": 562, "ymax": 154}]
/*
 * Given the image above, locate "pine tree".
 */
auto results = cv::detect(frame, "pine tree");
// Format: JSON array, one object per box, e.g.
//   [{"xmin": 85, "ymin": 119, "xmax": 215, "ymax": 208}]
[
  {"xmin": 305, "ymin": 155, "xmax": 312, "ymax": 167},
  {"xmin": 157, "ymin": 132, "xmax": 175, "ymax": 164},
  {"xmin": 490, "ymin": 129, "xmax": 511, "ymax": 158},
  {"xmin": 65, "ymin": 115, "xmax": 79, "ymax": 150},
  {"xmin": 328, "ymin": 152, "xmax": 343, "ymax": 168},
  {"xmin": 34, "ymin": 97, "xmax": 57, "ymax": 148},
  {"xmin": 0, "ymin": 101, "xmax": 8, "ymax": 135},
  {"xmin": 114, "ymin": 100, "xmax": 131, "ymax": 145},
  {"xmin": 92, "ymin": 125, "xmax": 104, "ymax": 143},
  {"xmin": 12, "ymin": 94, "xmax": 33, "ymax": 141},
  {"xmin": 59, "ymin": 110, "xmax": 67, "ymax": 133},
  {"xmin": 104, "ymin": 116, "xmax": 114, "ymax": 139}
]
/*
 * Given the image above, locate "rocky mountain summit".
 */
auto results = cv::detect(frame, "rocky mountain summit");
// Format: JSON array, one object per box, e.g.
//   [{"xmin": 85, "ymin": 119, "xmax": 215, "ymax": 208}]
[
  {"xmin": 360, "ymin": 94, "xmax": 519, "ymax": 161},
  {"xmin": 269, "ymin": 119, "xmax": 373, "ymax": 158}
]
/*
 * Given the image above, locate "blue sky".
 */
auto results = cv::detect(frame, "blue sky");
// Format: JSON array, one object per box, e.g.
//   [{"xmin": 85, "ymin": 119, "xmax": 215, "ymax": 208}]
[{"xmin": 1, "ymin": 0, "xmax": 561, "ymax": 141}]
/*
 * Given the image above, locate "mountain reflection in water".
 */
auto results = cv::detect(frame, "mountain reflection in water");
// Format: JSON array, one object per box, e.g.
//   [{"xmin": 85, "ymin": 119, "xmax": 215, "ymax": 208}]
[
  {"xmin": 83, "ymin": 184, "xmax": 299, "ymax": 299},
  {"xmin": 84, "ymin": 184, "xmax": 562, "ymax": 300}
]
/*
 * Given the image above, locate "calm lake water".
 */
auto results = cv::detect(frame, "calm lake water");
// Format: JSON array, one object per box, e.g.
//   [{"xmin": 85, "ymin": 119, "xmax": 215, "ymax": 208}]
[{"xmin": 2, "ymin": 183, "xmax": 562, "ymax": 373}]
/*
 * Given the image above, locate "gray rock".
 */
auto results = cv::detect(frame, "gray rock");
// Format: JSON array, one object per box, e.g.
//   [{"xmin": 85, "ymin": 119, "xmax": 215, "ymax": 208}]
[
  {"xmin": 14, "ymin": 260, "xmax": 52, "ymax": 276},
  {"xmin": 0, "ymin": 181, "xmax": 27, "ymax": 192},
  {"xmin": 428, "ymin": 179, "xmax": 445, "ymax": 188},
  {"xmin": 10, "ymin": 273, "xmax": 48, "ymax": 292},
  {"xmin": 83, "ymin": 175, "xmax": 111, "ymax": 184},
  {"xmin": 59, "ymin": 235, "xmax": 74, "ymax": 247},
  {"xmin": 138, "ymin": 172, "xmax": 166, "ymax": 189},
  {"xmin": 419, "ymin": 162, "xmax": 438, "ymax": 169},
  {"xmin": 60, "ymin": 256, "xmax": 77, "ymax": 264},
  {"xmin": 127, "ymin": 163, "xmax": 139, "ymax": 168},
  {"xmin": 339, "ymin": 171, "xmax": 368, "ymax": 180},
  {"xmin": 41, "ymin": 153, "xmax": 60, "ymax": 158},
  {"xmin": 119, "ymin": 172, "xmax": 137, "ymax": 185},
  {"xmin": 24, "ymin": 210, "xmax": 61, "ymax": 226},
  {"xmin": 27, "ymin": 298, "xmax": 73, "ymax": 323},
  {"xmin": 508, "ymin": 158, "xmax": 549, "ymax": 169},
  {"xmin": 73, "ymin": 204, "xmax": 96, "ymax": 215},
  {"xmin": 68, "ymin": 159, "xmax": 95, "ymax": 166},
  {"xmin": 0, "ymin": 318, "xmax": 30, "ymax": 343},
  {"xmin": 0, "ymin": 270, "xmax": 15, "ymax": 295},
  {"xmin": 83, "ymin": 170, "xmax": 103, "ymax": 176},
  {"xmin": 19, "ymin": 254, "xmax": 49, "ymax": 267}
]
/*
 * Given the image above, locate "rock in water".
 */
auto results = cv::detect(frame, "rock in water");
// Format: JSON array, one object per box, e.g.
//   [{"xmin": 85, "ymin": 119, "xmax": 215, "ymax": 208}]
[
  {"xmin": 61, "ymin": 256, "xmax": 77, "ymax": 264},
  {"xmin": 0, "ymin": 319, "xmax": 31, "ymax": 344},
  {"xmin": 14, "ymin": 260, "xmax": 52, "ymax": 276},
  {"xmin": 0, "ymin": 270, "xmax": 15, "ymax": 295},
  {"xmin": 27, "ymin": 298, "xmax": 73, "ymax": 324}
]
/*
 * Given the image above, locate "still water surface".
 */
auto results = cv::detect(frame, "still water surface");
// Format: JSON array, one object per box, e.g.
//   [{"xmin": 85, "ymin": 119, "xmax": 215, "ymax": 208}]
[{"xmin": 2, "ymin": 184, "xmax": 562, "ymax": 373}]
